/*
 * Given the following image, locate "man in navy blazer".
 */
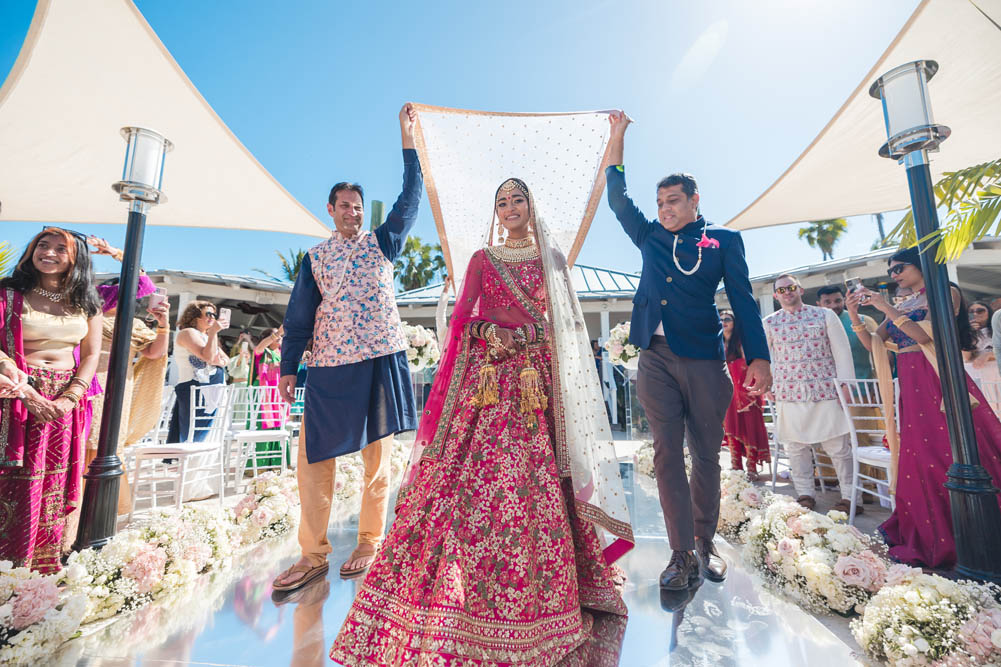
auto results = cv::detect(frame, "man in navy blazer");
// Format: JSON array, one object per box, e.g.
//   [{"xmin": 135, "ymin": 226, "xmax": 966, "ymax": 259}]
[{"xmin": 605, "ymin": 111, "xmax": 771, "ymax": 591}]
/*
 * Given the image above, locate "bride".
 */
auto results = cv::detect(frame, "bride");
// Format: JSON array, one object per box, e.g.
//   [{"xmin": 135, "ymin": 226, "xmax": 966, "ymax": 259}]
[{"xmin": 330, "ymin": 178, "xmax": 634, "ymax": 666}]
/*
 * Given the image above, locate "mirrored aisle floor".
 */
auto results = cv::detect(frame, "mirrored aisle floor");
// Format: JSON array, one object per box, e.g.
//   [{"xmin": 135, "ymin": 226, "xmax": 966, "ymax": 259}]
[{"xmin": 59, "ymin": 468, "xmax": 862, "ymax": 666}]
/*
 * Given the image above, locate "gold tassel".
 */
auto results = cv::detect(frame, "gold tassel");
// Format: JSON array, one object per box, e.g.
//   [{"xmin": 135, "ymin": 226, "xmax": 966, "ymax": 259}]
[
  {"xmin": 519, "ymin": 365, "xmax": 548, "ymax": 429},
  {"xmin": 472, "ymin": 364, "xmax": 499, "ymax": 407}
]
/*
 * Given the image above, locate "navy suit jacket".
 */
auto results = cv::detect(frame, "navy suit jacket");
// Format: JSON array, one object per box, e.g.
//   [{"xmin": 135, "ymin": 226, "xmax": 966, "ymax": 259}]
[{"xmin": 606, "ymin": 165, "xmax": 769, "ymax": 363}]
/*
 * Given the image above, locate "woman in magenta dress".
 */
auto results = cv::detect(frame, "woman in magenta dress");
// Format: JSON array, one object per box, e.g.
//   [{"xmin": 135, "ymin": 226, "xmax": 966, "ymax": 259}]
[
  {"xmin": 330, "ymin": 178, "xmax": 633, "ymax": 666},
  {"xmin": 249, "ymin": 326, "xmax": 286, "ymax": 468},
  {"xmin": 720, "ymin": 310, "xmax": 770, "ymax": 481},
  {"xmin": 847, "ymin": 247, "xmax": 1001, "ymax": 570},
  {"xmin": 0, "ymin": 228, "xmax": 102, "ymax": 572}
]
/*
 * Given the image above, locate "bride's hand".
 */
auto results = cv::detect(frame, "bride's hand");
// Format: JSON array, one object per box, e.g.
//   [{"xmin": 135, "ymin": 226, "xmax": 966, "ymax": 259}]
[{"xmin": 494, "ymin": 328, "xmax": 522, "ymax": 360}]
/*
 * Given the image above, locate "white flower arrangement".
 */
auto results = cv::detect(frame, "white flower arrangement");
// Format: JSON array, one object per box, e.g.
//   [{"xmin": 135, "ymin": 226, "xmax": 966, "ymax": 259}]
[
  {"xmin": 852, "ymin": 569, "xmax": 1001, "ymax": 666},
  {"xmin": 742, "ymin": 496, "xmax": 883, "ymax": 615},
  {"xmin": 0, "ymin": 562, "xmax": 87, "ymax": 665},
  {"xmin": 717, "ymin": 469, "xmax": 775, "ymax": 541},
  {"xmin": 402, "ymin": 322, "xmax": 440, "ymax": 372},
  {"xmin": 603, "ymin": 322, "xmax": 640, "ymax": 370},
  {"xmin": 232, "ymin": 470, "xmax": 301, "ymax": 546}
]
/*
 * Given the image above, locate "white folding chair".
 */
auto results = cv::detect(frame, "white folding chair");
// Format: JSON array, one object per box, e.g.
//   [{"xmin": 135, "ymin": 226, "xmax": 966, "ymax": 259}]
[
  {"xmin": 128, "ymin": 384, "xmax": 230, "ymax": 522},
  {"xmin": 976, "ymin": 379, "xmax": 1001, "ymax": 417},
  {"xmin": 227, "ymin": 385, "xmax": 292, "ymax": 489},
  {"xmin": 835, "ymin": 377, "xmax": 897, "ymax": 524},
  {"xmin": 286, "ymin": 386, "xmax": 305, "ymax": 467}
]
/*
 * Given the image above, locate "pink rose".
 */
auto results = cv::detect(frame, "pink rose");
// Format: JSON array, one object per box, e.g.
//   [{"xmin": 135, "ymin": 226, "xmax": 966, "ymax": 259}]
[
  {"xmin": 959, "ymin": 608, "xmax": 1001, "ymax": 659},
  {"xmin": 123, "ymin": 544, "xmax": 167, "ymax": 594},
  {"xmin": 251, "ymin": 506, "xmax": 275, "ymax": 528},
  {"xmin": 855, "ymin": 550, "xmax": 888, "ymax": 590},
  {"xmin": 834, "ymin": 554, "xmax": 878, "ymax": 591},
  {"xmin": 10, "ymin": 577, "xmax": 60, "ymax": 630},
  {"xmin": 777, "ymin": 537, "xmax": 800, "ymax": 558},
  {"xmin": 233, "ymin": 495, "xmax": 257, "ymax": 518},
  {"xmin": 739, "ymin": 487, "xmax": 762, "ymax": 507},
  {"xmin": 183, "ymin": 542, "xmax": 213, "ymax": 571},
  {"xmin": 786, "ymin": 516, "xmax": 805, "ymax": 536}
]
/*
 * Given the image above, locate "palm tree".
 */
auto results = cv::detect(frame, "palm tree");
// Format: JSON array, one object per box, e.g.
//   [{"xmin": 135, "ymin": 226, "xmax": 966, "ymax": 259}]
[
  {"xmin": 253, "ymin": 248, "xmax": 306, "ymax": 282},
  {"xmin": 797, "ymin": 218, "xmax": 848, "ymax": 260},
  {"xmin": 0, "ymin": 241, "xmax": 14, "ymax": 277},
  {"xmin": 884, "ymin": 158, "xmax": 1001, "ymax": 262},
  {"xmin": 395, "ymin": 236, "xmax": 446, "ymax": 292}
]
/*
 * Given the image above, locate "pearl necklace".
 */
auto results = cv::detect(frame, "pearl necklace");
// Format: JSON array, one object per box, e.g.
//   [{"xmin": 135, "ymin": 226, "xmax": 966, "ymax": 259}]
[
  {"xmin": 33, "ymin": 286, "xmax": 67, "ymax": 303},
  {"xmin": 672, "ymin": 222, "xmax": 706, "ymax": 276}
]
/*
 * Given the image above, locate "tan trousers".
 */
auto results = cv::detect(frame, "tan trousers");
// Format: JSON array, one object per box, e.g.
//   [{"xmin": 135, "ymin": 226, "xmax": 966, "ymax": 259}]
[{"xmin": 296, "ymin": 417, "xmax": 392, "ymax": 567}]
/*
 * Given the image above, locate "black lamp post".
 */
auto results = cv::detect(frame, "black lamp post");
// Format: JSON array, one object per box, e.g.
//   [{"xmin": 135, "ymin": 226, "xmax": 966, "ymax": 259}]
[
  {"xmin": 870, "ymin": 61, "xmax": 1001, "ymax": 584},
  {"xmin": 73, "ymin": 127, "xmax": 172, "ymax": 551}
]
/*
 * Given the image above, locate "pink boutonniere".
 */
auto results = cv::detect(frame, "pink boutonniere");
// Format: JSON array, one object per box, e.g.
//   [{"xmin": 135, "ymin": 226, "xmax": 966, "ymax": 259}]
[{"xmin": 696, "ymin": 232, "xmax": 720, "ymax": 249}]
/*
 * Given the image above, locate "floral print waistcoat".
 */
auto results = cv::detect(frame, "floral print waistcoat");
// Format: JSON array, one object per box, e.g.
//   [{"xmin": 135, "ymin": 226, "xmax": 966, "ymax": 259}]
[
  {"xmin": 765, "ymin": 305, "xmax": 838, "ymax": 403},
  {"xmin": 308, "ymin": 232, "xmax": 406, "ymax": 367}
]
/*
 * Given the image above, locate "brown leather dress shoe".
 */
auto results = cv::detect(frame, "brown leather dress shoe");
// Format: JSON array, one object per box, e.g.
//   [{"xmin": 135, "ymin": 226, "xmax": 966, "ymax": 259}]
[
  {"xmin": 659, "ymin": 550, "xmax": 699, "ymax": 590},
  {"xmin": 695, "ymin": 537, "xmax": 727, "ymax": 583},
  {"xmin": 796, "ymin": 495, "xmax": 817, "ymax": 510}
]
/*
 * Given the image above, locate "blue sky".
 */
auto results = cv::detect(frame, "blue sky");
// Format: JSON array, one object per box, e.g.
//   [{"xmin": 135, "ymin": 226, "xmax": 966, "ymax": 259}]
[{"xmin": 0, "ymin": 0, "xmax": 919, "ymax": 281}]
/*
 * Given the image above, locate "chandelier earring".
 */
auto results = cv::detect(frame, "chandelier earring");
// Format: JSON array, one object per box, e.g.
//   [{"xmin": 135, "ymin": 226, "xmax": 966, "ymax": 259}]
[{"xmin": 496, "ymin": 225, "xmax": 506, "ymax": 245}]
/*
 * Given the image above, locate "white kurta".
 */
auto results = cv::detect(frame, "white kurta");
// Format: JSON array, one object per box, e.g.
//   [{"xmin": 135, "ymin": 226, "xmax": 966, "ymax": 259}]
[{"xmin": 768, "ymin": 307, "xmax": 855, "ymax": 443}]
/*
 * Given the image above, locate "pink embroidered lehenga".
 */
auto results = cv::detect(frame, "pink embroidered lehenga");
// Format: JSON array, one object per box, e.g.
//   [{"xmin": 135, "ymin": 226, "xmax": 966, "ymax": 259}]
[{"xmin": 331, "ymin": 182, "xmax": 633, "ymax": 666}]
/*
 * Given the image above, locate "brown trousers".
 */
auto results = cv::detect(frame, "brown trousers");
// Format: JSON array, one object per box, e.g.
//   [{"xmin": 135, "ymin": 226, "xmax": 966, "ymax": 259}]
[
  {"xmin": 637, "ymin": 336, "xmax": 733, "ymax": 551},
  {"xmin": 296, "ymin": 416, "xmax": 392, "ymax": 567}
]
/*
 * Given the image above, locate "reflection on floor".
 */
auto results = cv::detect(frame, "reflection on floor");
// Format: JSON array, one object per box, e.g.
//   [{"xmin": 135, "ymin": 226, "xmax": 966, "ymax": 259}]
[{"xmin": 61, "ymin": 465, "xmax": 862, "ymax": 666}]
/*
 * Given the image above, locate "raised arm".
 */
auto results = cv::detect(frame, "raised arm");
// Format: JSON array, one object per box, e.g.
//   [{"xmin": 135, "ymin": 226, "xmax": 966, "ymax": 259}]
[
  {"xmin": 376, "ymin": 103, "xmax": 424, "ymax": 262},
  {"xmin": 604, "ymin": 111, "xmax": 651, "ymax": 248}
]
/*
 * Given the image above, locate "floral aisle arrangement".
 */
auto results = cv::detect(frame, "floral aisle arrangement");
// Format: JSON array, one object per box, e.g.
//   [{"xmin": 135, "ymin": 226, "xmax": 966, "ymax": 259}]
[
  {"xmin": 0, "ymin": 563, "xmax": 87, "ymax": 665},
  {"xmin": 852, "ymin": 568, "xmax": 1001, "ymax": 666},
  {"xmin": 232, "ymin": 471, "xmax": 301, "ymax": 546},
  {"xmin": 603, "ymin": 322, "xmax": 640, "ymax": 370},
  {"xmin": 63, "ymin": 505, "xmax": 235, "ymax": 624},
  {"xmin": 402, "ymin": 322, "xmax": 440, "ymax": 372},
  {"xmin": 717, "ymin": 469, "xmax": 775, "ymax": 541},
  {"xmin": 743, "ymin": 497, "xmax": 885, "ymax": 615}
]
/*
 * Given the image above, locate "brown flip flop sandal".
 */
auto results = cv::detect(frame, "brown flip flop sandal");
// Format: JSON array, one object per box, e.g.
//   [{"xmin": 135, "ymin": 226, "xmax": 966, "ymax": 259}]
[
  {"xmin": 339, "ymin": 544, "xmax": 377, "ymax": 579},
  {"xmin": 272, "ymin": 561, "xmax": 329, "ymax": 592}
]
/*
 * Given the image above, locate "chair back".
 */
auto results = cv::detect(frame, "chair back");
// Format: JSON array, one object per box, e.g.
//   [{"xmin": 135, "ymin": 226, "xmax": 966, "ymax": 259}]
[
  {"xmin": 834, "ymin": 378, "xmax": 891, "ymax": 450},
  {"xmin": 977, "ymin": 379, "xmax": 1001, "ymax": 415},
  {"xmin": 153, "ymin": 390, "xmax": 177, "ymax": 444},
  {"xmin": 185, "ymin": 384, "xmax": 232, "ymax": 442},
  {"xmin": 229, "ymin": 385, "xmax": 290, "ymax": 432}
]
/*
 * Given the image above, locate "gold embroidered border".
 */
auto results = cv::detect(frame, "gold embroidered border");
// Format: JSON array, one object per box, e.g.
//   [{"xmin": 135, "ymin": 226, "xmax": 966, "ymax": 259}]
[
  {"xmin": 577, "ymin": 500, "xmax": 635, "ymax": 546},
  {"xmin": 353, "ymin": 583, "xmax": 586, "ymax": 646},
  {"xmin": 426, "ymin": 325, "xmax": 474, "ymax": 459},
  {"xmin": 1, "ymin": 288, "xmax": 17, "ymax": 467}
]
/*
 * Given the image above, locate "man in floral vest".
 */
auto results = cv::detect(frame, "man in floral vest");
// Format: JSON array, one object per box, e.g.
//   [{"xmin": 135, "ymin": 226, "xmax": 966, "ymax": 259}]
[
  {"xmin": 765, "ymin": 274, "xmax": 857, "ymax": 514},
  {"xmin": 273, "ymin": 104, "xmax": 422, "ymax": 592}
]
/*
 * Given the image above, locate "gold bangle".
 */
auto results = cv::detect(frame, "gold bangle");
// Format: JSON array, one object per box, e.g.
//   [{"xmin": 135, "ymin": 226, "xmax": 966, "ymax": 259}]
[
  {"xmin": 851, "ymin": 324, "xmax": 868, "ymax": 332},
  {"xmin": 156, "ymin": 326, "xmax": 169, "ymax": 334},
  {"xmin": 893, "ymin": 315, "xmax": 913, "ymax": 328},
  {"xmin": 59, "ymin": 390, "xmax": 82, "ymax": 405},
  {"xmin": 69, "ymin": 377, "xmax": 90, "ymax": 391}
]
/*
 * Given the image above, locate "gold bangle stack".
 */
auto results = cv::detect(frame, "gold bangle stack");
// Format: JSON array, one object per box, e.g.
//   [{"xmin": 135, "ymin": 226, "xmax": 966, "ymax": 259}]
[
  {"xmin": 851, "ymin": 323, "xmax": 868, "ymax": 333},
  {"xmin": 893, "ymin": 315, "xmax": 913, "ymax": 328},
  {"xmin": 156, "ymin": 326, "xmax": 169, "ymax": 334}
]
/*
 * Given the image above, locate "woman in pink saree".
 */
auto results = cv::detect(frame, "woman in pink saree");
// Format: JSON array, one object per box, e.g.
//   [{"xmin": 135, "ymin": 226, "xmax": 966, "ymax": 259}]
[
  {"xmin": 0, "ymin": 228, "xmax": 102, "ymax": 573},
  {"xmin": 331, "ymin": 179, "xmax": 634, "ymax": 666}
]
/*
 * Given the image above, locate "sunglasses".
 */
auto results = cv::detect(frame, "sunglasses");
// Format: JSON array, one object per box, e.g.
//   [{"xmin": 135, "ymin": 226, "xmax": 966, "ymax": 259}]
[
  {"xmin": 887, "ymin": 264, "xmax": 909, "ymax": 277},
  {"xmin": 970, "ymin": 307, "xmax": 989, "ymax": 315},
  {"xmin": 774, "ymin": 286, "xmax": 799, "ymax": 295},
  {"xmin": 204, "ymin": 312, "xmax": 218, "ymax": 319},
  {"xmin": 720, "ymin": 317, "xmax": 734, "ymax": 323}
]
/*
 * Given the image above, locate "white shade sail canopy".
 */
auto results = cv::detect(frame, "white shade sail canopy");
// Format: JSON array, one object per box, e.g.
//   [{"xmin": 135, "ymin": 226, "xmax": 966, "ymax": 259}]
[
  {"xmin": 0, "ymin": 0, "xmax": 329, "ymax": 237},
  {"xmin": 727, "ymin": 0, "xmax": 1001, "ymax": 230}
]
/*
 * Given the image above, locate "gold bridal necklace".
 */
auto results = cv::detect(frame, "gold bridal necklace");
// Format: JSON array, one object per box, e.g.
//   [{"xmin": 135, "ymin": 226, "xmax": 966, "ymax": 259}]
[
  {"xmin": 33, "ymin": 286, "xmax": 67, "ymax": 303},
  {"xmin": 493, "ymin": 235, "xmax": 539, "ymax": 262}
]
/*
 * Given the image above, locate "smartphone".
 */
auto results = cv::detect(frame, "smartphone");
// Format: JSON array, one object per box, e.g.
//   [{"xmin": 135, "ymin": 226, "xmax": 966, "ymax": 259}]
[
  {"xmin": 845, "ymin": 276, "xmax": 863, "ymax": 293},
  {"xmin": 148, "ymin": 288, "xmax": 167, "ymax": 310},
  {"xmin": 240, "ymin": 340, "xmax": 249, "ymax": 353},
  {"xmin": 218, "ymin": 307, "xmax": 232, "ymax": 329}
]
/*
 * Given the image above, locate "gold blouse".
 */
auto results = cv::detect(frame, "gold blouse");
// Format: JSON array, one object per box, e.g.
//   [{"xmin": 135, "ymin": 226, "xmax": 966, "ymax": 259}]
[{"xmin": 21, "ymin": 300, "xmax": 89, "ymax": 351}]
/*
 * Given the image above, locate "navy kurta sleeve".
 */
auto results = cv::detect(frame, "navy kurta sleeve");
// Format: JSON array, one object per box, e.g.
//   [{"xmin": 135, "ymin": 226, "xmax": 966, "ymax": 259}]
[
  {"xmin": 375, "ymin": 148, "xmax": 424, "ymax": 262},
  {"xmin": 721, "ymin": 233, "xmax": 770, "ymax": 363},
  {"xmin": 280, "ymin": 252, "xmax": 321, "ymax": 377}
]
